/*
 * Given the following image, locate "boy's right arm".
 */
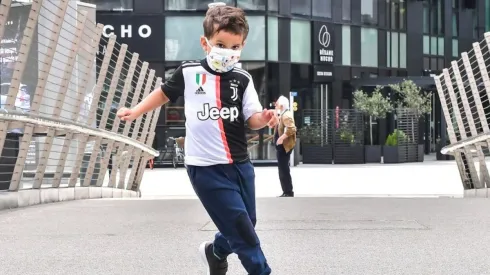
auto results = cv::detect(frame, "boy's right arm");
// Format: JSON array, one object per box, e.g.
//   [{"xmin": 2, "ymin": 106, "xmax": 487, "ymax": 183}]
[{"xmin": 117, "ymin": 66, "xmax": 185, "ymax": 121}]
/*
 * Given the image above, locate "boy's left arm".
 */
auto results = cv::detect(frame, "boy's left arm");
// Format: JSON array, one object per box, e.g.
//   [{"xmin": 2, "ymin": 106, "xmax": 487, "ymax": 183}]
[{"xmin": 242, "ymin": 79, "xmax": 277, "ymax": 130}]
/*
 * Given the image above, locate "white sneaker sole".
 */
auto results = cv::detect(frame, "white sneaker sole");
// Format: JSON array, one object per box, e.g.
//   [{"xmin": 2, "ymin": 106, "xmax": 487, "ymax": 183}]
[{"xmin": 199, "ymin": 241, "xmax": 211, "ymax": 275}]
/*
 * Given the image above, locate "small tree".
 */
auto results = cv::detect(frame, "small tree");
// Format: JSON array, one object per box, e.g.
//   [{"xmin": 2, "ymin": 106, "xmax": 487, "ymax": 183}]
[
  {"xmin": 353, "ymin": 86, "xmax": 393, "ymax": 145},
  {"xmin": 389, "ymin": 79, "xmax": 432, "ymax": 142}
]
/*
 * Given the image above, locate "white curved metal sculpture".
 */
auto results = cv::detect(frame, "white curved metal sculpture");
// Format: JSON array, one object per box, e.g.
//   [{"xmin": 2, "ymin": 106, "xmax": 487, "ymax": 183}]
[{"xmin": 0, "ymin": 0, "xmax": 160, "ymax": 209}]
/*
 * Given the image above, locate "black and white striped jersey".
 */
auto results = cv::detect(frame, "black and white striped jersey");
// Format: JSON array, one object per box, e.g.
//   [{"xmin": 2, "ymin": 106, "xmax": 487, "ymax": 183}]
[{"xmin": 161, "ymin": 59, "xmax": 262, "ymax": 166}]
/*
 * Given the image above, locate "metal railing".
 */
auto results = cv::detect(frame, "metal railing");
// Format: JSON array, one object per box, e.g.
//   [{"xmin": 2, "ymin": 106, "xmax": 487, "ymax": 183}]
[
  {"xmin": 434, "ymin": 32, "xmax": 490, "ymax": 197},
  {"xmin": 0, "ymin": 0, "xmax": 160, "ymax": 209}
]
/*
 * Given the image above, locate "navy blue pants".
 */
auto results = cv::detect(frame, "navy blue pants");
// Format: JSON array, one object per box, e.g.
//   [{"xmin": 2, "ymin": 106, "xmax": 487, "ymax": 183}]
[{"xmin": 187, "ymin": 161, "xmax": 271, "ymax": 275}]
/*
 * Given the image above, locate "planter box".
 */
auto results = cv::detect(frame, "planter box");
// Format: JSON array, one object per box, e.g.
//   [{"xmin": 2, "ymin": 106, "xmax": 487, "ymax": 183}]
[
  {"xmin": 334, "ymin": 144, "xmax": 365, "ymax": 164},
  {"xmin": 383, "ymin": 145, "xmax": 400, "ymax": 163},
  {"xmin": 436, "ymin": 143, "xmax": 455, "ymax": 161},
  {"xmin": 302, "ymin": 144, "xmax": 333, "ymax": 164},
  {"xmin": 365, "ymin": 145, "xmax": 382, "ymax": 163}
]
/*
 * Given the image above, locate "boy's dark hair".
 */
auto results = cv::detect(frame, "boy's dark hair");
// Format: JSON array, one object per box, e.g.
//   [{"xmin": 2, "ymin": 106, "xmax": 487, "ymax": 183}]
[{"xmin": 203, "ymin": 6, "xmax": 249, "ymax": 41}]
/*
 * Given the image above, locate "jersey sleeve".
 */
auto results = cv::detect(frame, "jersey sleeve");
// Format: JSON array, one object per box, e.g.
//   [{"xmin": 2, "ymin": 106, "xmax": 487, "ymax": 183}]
[
  {"xmin": 242, "ymin": 79, "xmax": 263, "ymax": 121},
  {"xmin": 161, "ymin": 65, "xmax": 185, "ymax": 103}
]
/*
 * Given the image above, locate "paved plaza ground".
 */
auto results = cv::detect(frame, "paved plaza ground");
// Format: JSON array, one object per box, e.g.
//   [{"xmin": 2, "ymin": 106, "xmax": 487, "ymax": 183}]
[
  {"xmin": 2, "ymin": 158, "xmax": 488, "ymax": 274},
  {"xmin": 140, "ymin": 157, "xmax": 464, "ymax": 199},
  {"xmin": 0, "ymin": 197, "xmax": 489, "ymax": 274}
]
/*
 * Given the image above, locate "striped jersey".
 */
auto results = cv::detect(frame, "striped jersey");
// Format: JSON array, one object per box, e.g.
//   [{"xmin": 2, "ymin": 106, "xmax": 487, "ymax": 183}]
[{"xmin": 161, "ymin": 59, "xmax": 262, "ymax": 166}]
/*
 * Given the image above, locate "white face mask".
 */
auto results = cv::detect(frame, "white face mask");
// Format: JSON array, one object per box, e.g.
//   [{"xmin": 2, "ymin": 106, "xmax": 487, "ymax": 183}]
[{"xmin": 205, "ymin": 38, "xmax": 242, "ymax": 73}]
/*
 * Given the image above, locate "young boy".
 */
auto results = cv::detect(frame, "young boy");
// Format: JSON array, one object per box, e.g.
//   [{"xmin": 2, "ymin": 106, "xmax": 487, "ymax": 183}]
[{"xmin": 117, "ymin": 3, "xmax": 275, "ymax": 275}]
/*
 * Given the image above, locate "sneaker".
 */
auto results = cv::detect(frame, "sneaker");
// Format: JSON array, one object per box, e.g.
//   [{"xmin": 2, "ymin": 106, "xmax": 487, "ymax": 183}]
[{"xmin": 199, "ymin": 241, "xmax": 228, "ymax": 275}]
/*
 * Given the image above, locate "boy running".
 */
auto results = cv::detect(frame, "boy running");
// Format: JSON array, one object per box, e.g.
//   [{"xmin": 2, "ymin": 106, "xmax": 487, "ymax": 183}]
[{"xmin": 117, "ymin": 3, "xmax": 275, "ymax": 275}]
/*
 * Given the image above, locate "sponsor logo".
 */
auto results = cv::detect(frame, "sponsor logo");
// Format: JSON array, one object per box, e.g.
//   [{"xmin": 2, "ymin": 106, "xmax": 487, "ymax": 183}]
[{"xmin": 197, "ymin": 103, "xmax": 239, "ymax": 122}]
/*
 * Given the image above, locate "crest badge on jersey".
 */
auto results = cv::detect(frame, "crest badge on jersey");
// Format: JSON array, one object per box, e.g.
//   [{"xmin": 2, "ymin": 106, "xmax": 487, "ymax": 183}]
[
  {"xmin": 229, "ymin": 79, "xmax": 239, "ymax": 101},
  {"xmin": 195, "ymin": 73, "xmax": 206, "ymax": 95}
]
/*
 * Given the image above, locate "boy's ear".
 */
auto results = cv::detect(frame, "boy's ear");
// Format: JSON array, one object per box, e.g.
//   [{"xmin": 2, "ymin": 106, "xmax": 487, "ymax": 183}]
[{"xmin": 200, "ymin": 36, "xmax": 208, "ymax": 52}]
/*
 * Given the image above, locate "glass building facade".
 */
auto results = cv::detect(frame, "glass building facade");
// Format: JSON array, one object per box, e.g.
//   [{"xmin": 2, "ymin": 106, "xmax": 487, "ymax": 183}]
[{"xmin": 90, "ymin": 0, "xmax": 487, "ymax": 162}]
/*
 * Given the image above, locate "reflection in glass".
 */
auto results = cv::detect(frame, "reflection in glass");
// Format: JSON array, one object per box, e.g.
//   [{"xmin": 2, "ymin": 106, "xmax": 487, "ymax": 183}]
[
  {"xmin": 268, "ymin": 0, "xmax": 278, "ymax": 11},
  {"xmin": 241, "ymin": 16, "xmax": 266, "ymax": 60},
  {"xmin": 361, "ymin": 0, "xmax": 377, "ymax": 25},
  {"xmin": 237, "ymin": 0, "xmax": 266, "ymax": 10},
  {"xmin": 291, "ymin": 0, "xmax": 311, "ymax": 16},
  {"xmin": 452, "ymin": 39, "xmax": 458, "ymax": 58},
  {"xmin": 342, "ymin": 26, "xmax": 351, "ymax": 65},
  {"xmin": 400, "ymin": 33, "xmax": 406, "ymax": 68},
  {"xmin": 290, "ymin": 20, "xmax": 311, "ymax": 63},
  {"xmin": 342, "ymin": 0, "xmax": 351, "ymax": 21},
  {"xmin": 267, "ymin": 17, "xmax": 278, "ymax": 61},
  {"xmin": 165, "ymin": 16, "xmax": 266, "ymax": 61},
  {"xmin": 312, "ymin": 0, "xmax": 331, "ymax": 18},
  {"xmin": 85, "ymin": 0, "xmax": 133, "ymax": 10},
  {"xmin": 165, "ymin": 0, "xmax": 234, "ymax": 10},
  {"xmin": 360, "ymin": 28, "xmax": 378, "ymax": 67}
]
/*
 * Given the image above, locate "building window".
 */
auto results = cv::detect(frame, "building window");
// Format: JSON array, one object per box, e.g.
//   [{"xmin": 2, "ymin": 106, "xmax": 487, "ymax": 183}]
[
  {"xmin": 437, "ymin": 37, "xmax": 444, "ymax": 56},
  {"xmin": 290, "ymin": 20, "xmax": 311, "ymax": 63},
  {"xmin": 241, "ymin": 16, "xmax": 266, "ymax": 60},
  {"xmin": 267, "ymin": 16, "xmax": 278, "ymax": 61},
  {"xmin": 473, "ymin": 10, "xmax": 478, "ymax": 39},
  {"xmin": 387, "ymin": 32, "xmax": 405, "ymax": 69},
  {"xmin": 238, "ymin": 0, "xmax": 266, "ymax": 10},
  {"xmin": 268, "ymin": 0, "xmax": 278, "ymax": 11},
  {"xmin": 291, "ymin": 0, "xmax": 311, "ymax": 16},
  {"xmin": 452, "ymin": 0, "xmax": 458, "ymax": 36},
  {"xmin": 361, "ymin": 0, "xmax": 378, "ymax": 25},
  {"xmin": 85, "ymin": 0, "xmax": 132, "ymax": 11},
  {"xmin": 389, "ymin": 32, "xmax": 399, "ymax": 68},
  {"xmin": 400, "ymin": 33, "xmax": 406, "ymax": 69},
  {"xmin": 165, "ymin": 16, "xmax": 265, "ymax": 61},
  {"xmin": 430, "ymin": 0, "xmax": 444, "ymax": 35},
  {"xmin": 487, "ymin": 0, "xmax": 490, "ymax": 31},
  {"xmin": 452, "ymin": 39, "xmax": 459, "ymax": 58},
  {"xmin": 312, "ymin": 0, "xmax": 331, "ymax": 18},
  {"xmin": 423, "ymin": 35, "xmax": 430, "ymax": 55},
  {"xmin": 452, "ymin": 13, "xmax": 458, "ymax": 37},
  {"xmin": 165, "ymin": 16, "xmax": 203, "ymax": 61},
  {"xmin": 342, "ymin": 26, "xmax": 351, "ymax": 65},
  {"xmin": 388, "ymin": 0, "xmax": 406, "ymax": 30},
  {"xmin": 342, "ymin": 0, "xmax": 351, "ymax": 21},
  {"xmin": 423, "ymin": 4, "xmax": 429, "ymax": 34},
  {"xmin": 361, "ymin": 27, "xmax": 378, "ymax": 67},
  {"xmin": 165, "ymin": 0, "xmax": 234, "ymax": 10}
]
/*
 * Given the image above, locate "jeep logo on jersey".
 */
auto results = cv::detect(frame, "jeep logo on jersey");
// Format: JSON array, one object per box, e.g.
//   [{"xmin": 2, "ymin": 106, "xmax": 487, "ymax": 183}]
[{"xmin": 198, "ymin": 103, "xmax": 239, "ymax": 122}]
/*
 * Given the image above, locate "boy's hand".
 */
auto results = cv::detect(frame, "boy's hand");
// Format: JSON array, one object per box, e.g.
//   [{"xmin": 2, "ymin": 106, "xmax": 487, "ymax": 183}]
[
  {"xmin": 261, "ymin": 109, "xmax": 278, "ymax": 127},
  {"xmin": 117, "ymin": 107, "xmax": 138, "ymax": 122}
]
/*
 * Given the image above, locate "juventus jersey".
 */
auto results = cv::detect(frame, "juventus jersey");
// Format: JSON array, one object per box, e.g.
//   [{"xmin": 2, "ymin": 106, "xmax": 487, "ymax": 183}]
[{"xmin": 161, "ymin": 59, "xmax": 263, "ymax": 166}]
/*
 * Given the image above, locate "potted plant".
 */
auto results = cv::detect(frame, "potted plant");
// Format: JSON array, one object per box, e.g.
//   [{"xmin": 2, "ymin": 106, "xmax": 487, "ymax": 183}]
[
  {"xmin": 299, "ymin": 123, "xmax": 333, "ymax": 164},
  {"xmin": 353, "ymin": 86, "xmax": 393, "ymax": 163},
  {"xmin": 383, "ymin": 129, "xmax": 407, "ymax": 163},
  {"xmin": 334, "ymin": 124, "xmax": 365, "ymax": 164},
  {"xmin": 389, "ymin": 80, "xmax": 432, "ymax": 162}
]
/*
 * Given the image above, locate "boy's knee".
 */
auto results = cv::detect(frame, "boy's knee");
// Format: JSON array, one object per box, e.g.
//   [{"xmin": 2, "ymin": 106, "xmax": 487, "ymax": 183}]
[{"xmin": 235, "ymin": 212, "xmax": 259, "ymax": 247}]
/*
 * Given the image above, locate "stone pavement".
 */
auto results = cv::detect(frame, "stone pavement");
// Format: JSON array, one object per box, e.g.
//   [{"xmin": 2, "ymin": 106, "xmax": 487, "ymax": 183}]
[
  {"xmin": 1, "ymin": 197, "xmax": 490, "ymax": 275},
  {"xmin": 140, "ymin": 158, "xmax": 464, "ymax": 198}
]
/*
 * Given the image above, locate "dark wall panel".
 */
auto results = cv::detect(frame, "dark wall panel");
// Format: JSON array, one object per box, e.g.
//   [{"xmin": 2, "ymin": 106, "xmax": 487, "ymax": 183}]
[
  {"xmin": 278, "ymin": 17, "xmax": 291, "ymax": 62},
  {"xmin": 334, "ymin": 23, "xmax": 342, "ymax": 65},
  {"xmin": 351, "ymin": 26, "xmax": 360, "ymax": 66},
  {"xmin": 332, "ymin": 0, "xmax": 342, "ymax": 22},
  {"xmin": 378, "ymin": 29, "xmax": 387, "ymax": 68},
  {"xmin": 351, "ymin": 0, "xmax": 361, "ymax": 25},
  {"xmin": 406, "ymin": 1, "xmax": 424, "ymax": 76}
]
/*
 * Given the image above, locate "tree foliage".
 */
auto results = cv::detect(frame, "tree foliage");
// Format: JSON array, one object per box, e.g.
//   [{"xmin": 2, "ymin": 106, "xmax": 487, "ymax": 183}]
[
  {"xmin": 389, "ymin": 79, "xmax": 432, "ymax": 116},
  {"xmin": 353, "ymin": 86, "xmax": 393, "ymax": 119}
]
